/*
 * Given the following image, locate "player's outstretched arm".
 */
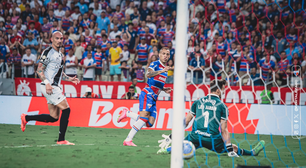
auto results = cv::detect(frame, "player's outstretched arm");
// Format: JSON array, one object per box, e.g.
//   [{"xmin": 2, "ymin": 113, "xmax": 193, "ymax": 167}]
[
  {"xmin": 62, "ymin": 72, "xmax": 80, "ymax": 85},
  {"xmin": 146, "ymin": 67, "xmax": 169, "ymax": 78}
]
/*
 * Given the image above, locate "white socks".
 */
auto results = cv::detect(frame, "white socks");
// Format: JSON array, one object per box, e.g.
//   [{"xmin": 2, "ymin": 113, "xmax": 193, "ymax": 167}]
[
  {"xmin": 127, "ymin": 111, "xmax": 139, "ymax": 121},
  {"xmin": 125, "ymin": 119, "xmax": 146, "ymax": 141}
]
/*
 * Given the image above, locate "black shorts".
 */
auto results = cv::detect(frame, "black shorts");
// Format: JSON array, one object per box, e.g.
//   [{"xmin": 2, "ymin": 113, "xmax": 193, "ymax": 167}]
[
  {"xmin": 95, "ymin": 68, "xmax": 102, "ymax": 75},
  {"xmin": 139, "ymin": 61, "xmax": 147, "ymax": 66}
]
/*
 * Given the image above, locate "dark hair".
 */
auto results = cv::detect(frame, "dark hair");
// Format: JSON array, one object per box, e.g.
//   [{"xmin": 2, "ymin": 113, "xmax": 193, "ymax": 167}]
[
  {"xmin": 116, "ymin": 35, "xmax": 121, "ymax": 39},
  {"xmin": 65, "ymin": 32, "xmax": 70, "ymax": 36},
  {"xmin": 128, "ymin": 86, "xmax": 135, "ymax": 90},
  {"xmin": 102, "ymin": 34, "xmax": 108, "ymax": 38},
  {"xmin": 210, "ymin": 79, "xmax": 226, "ymax": 92}
]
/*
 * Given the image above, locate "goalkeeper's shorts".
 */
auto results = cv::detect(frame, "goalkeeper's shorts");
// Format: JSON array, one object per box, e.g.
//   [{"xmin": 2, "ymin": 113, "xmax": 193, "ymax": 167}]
[
  {"xmin": 139, "ymin": 88, "xmax": 157, "ymax": 119},
  {"xmin": 185, "ymin": 132, "xmax": 226, "ymax": 153}
]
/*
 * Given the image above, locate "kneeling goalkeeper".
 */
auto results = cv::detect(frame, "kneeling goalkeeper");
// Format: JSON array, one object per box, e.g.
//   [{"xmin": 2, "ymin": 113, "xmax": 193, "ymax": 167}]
[{"xmin": 157, "ymin": 79, "xmax": 265, "ymax": 157}]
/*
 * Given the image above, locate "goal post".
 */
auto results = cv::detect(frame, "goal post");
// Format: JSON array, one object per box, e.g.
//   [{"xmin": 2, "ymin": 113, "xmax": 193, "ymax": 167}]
[{"xmin": 171, "ymin": 0, "xmax": 189, "ymax": 167}]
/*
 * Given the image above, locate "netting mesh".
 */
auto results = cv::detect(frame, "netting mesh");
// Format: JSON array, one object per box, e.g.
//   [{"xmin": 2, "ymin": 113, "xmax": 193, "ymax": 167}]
[{"xmin": 183, "ymin": 0, "xmax": 306, "ymax": 167}]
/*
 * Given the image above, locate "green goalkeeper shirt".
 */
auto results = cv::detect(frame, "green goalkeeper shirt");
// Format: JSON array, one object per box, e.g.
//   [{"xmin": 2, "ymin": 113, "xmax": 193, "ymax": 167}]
[{"xmin": 190, "ymin": 94, "xmax": 229, "ymax": 137}]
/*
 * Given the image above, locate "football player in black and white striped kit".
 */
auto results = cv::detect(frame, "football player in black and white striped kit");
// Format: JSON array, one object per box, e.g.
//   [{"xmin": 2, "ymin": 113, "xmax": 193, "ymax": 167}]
[{"xmin": 20, "ymin": 31, "xmax": 79, "ymax": 145}]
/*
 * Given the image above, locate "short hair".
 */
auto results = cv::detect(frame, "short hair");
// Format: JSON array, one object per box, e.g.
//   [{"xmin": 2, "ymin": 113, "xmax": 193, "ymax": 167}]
[
  {"xmin": 159, "ymin": 47, "xmax": 169, "ymax": 53},
  {"xmin": 124, "ymin": 44, "xmax": 128, "ymax": 47},
  {"xmin": 128, "ymin": 23, "xmax": 133, "ymax": 26},
  {"xmin": 65, "ymin": 32, "xmax": 70, "ymax": 36},
  {"xmin": 115, "ymin": 35, "xmax": 121, "ymax": 39},
  {"xmin": 129, "ymin": 86, "xmax": 135, "ymax": 90},
  {"xmin": 210, "ymin": 79, "xmax": 226, "ymax": 93},
  {"xmin": 102, "ymin": 34, "xmax": 108, "ymax": 38}
]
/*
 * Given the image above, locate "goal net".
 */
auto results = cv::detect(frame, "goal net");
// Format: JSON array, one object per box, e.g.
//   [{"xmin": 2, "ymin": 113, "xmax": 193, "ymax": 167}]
[{"xmin": 179, "ymin": 0, "xmax": 306, "ymax": 167}]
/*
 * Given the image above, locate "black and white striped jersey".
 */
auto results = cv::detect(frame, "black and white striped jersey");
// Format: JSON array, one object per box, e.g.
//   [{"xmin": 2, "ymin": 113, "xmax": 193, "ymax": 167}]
[{"xmin": 39, "ymin": 47, "xmax": 64, "ymax": 86}]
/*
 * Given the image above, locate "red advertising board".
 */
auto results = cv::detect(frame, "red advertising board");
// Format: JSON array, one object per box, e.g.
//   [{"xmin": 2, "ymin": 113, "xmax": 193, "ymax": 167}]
[
  {"xmin": 15, "ymin": 78, "xmax": 306, "ymax": 105},
  {"xmin": 27, "ymin": 97, "xmax": 258, "ymax": 134}
]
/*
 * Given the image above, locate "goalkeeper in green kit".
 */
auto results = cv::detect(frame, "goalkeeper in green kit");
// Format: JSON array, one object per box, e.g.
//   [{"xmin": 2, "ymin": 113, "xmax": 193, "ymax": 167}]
[{"xmin": 157, "ymin": 79, "xmax": 265, "ymax": 157}]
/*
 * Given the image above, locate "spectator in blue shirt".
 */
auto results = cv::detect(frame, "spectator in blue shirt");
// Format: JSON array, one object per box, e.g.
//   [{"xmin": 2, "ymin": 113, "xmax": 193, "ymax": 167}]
[
  {"xmin": 168, "ymin": 41, "xmax": 175, "ymax": 61},
  {"xmin": 21, "ymin": 32, "xmax": 39, "ymax": 55},
  {"xmin": 97, "ymin": 10, "xmax": 111, "ymax": 34},
  {"xmin": 189, "ymin": 51, "xmax": 205, "ymax": 84},
  {"xmin": 77, "ymin": 0, "xmax": 89, "ymax": 15},
  {"xmin": 247, "ymin": 67, "xmax": 262, "ymax": 86},
  {"xmin": 139, "ymin": 1, "xmax": 151, "ymax": 21}
]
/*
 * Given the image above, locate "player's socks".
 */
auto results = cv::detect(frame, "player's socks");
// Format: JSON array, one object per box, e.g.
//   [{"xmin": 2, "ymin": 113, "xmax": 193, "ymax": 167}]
[
  {"xmin": 237, "ymin": 148, "xmax": 253, "ymax": 156},
  {"xmin": 58, "ymin": 108, "xmax": 70, "ymax": 141},
  {"xmin": 25, "ymin": 114, "xmax": 58, "ymax": 122},
  {"xmin": 125, "ymin": 117, "xmax": 148, "ymax": 141},
  {"xmin": 127, "ymin": 111, "xmax": 139, "ymax": 121}
]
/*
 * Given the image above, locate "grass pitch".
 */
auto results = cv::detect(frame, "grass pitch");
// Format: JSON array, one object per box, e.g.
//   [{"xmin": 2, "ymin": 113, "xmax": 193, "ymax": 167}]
[{"xmin": 0, "ymin": 124, "xmax": 305, "ymax": 168}]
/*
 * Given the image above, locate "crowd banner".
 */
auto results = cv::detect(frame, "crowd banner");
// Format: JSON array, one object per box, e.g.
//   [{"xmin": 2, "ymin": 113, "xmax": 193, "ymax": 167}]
[
  {"xmin": 15, "ymin": 78, "xmax": 306, "ymax": 105},
  {"xmin": 1, "ymin": 96, "xmax": 305, "ymax": 136}
]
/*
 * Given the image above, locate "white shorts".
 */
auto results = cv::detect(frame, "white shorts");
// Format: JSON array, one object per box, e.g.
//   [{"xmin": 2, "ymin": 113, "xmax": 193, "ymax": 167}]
[{"xmin": 41, "ymin": 84, "xmax": 66, "ymax": 105}]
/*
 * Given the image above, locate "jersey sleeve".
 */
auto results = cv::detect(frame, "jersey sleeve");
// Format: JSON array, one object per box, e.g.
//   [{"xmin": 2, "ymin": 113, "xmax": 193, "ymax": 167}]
[
  {"xmin": 148, "ymin": 61, "xmax": 157, "ymax": 71},
  {"xmin": 135, "ymin": 45, "xmax": 139, "ymax": 51},
  {"xmin": 190, "ymin": 100, "xmax": 198, "ymax": 116},
  {"xmin": 221, "ymin": 103, "xmax": 229, "ymax": 120},
  {"xmin": 39, "ymin": 48, "xmax": 51, "ymax": 65}
]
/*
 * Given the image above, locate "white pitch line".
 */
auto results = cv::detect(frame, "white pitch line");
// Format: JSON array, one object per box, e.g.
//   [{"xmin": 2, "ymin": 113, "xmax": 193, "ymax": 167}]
[{"xmin": 1, "ymin": 144, "xmax": 95, "ymax": 149}]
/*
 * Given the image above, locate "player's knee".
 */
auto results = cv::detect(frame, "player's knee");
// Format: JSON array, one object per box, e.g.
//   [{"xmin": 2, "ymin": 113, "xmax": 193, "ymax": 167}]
[
  {"xmin": 146, "ymin": 121, "xmax": 153, "ymax": 127},
  {"xmin": 50, "ymin": 116, "xmax": 58, "ymax": 122},
  {"xmin": 62, "ymin": 108, "xmax": 71, "ymax": 118},
  {"xmin": 139, "ymin": 116, "xmax": 149, "ymax": 123}
]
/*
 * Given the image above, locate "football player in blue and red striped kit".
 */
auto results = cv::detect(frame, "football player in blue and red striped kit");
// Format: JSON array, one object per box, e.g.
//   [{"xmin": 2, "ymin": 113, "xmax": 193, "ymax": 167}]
[{"xmin": 117, "ymin": 47, "xmax": 172, "ymax": 146}]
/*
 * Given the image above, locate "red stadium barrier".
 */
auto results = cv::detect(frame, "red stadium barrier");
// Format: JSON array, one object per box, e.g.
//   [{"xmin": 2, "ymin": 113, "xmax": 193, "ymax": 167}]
[{"xmin": 15, "ymin": 77, "xmax": 306, "ymax": 105}]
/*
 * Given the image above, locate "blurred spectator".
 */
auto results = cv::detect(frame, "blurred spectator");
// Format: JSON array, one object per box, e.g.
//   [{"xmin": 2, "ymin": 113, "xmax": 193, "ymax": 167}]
[
  {"xmin": 121, "ymin": 44, "xmax": 130, "ymax": 62},
  {"xmin": 121, "ymin": 86, "xmax": 139, "ymax": 99},
  {"xmin": 276, "ymin": 51, "xmax": 290, "ymax": 86},
  {"xmin": 119, "ymin": 61, "xmax": 131, "ymax": 82},
  {"xmin": 260, "ymin": 84, "xmax": 274, "ymax": 104},
  {"xmin": 64, "ymin": 48, "xmax": 78, "ymax": 78},
  {"xmin": 189, "ymin": 51, "xmax": 205, "ymax": 84},
  {"xmin": 83, "ymin": 87, "xmax": 99, "ymax": 98},
  {"xmin": 258, "ymin": 55, "xmax": 275, "ymax": 83},
  {"xmin": 135, "ymin": 61, "xmax": 145, "ymax": 82},
  {"xmin": 94, "ymin": 46, "xmax": 106, "ymax": 81},
  {"xmin": 226, "ymin": 71, "xmax": 239, "ymax": 86},
  {"xmin": 247, "ymin": 68, "xmax": 262, "ymax": 86},
  {"xmin": 109, "ymin": 41, "xmax": 122, "ymax": 81},
  {"xmin": 168, "ymin": 41, "xmax": 175, "ymax": 61},
  {"xmin": 79, "ymin": 52, "xmax": 96, "ymax": 81},
  {"xmin": 135, "ymin": 36, "xmax": 149, "ymax": 66},
  {"xmin": 21, "ymin": 48, "xmax": 36, "ymax": 78},
  {"xmin": 97, "ymin": 10, "xmax": 110, "ymax": 35},
  {"xmin": 166, "ymin": 59, "xmax": 174, "ymax": 84},
  {"xmin": 21, "ymin": 32, "xmax": 39, "ymax": 55},
  {"xmin": 7, "ymin": 47, "xmax": 21, "ymax": 77}
]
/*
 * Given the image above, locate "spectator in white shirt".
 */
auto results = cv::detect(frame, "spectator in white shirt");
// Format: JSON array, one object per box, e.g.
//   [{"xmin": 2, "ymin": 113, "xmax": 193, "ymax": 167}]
[
  {"xmin": 71, "ymin": 6, "xmax": 81, "ymax": 20},
  {"xmin": 89, "ymin": 0, "xmax": 101, "ymax": 9},
  {"xmin": 109, "ymin": 25, "xmax": 122, "ymax": 42},
  {"xmin": 125, "ymin": 1, "xmax": 134, "ymax": 16},
  {"xmin": 21, "ymin": 48, "xmax": 37, "ymax": 78},
  {"xmin": 54, "ymin": 4, "xmax": 65, "ymax": 20}
]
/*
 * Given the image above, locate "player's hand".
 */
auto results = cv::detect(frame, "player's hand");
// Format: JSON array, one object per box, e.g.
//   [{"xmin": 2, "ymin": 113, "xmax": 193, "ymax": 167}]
[
  {"xmin": 228, "ymin": 151, "xmax": 239, "ymax": 158},
  {"xmin": 71, "ymin": 76, "xmax": 80, "ymax": 85},
  {"xmin": 158, "ymin": 134, "xmax": 172, "ymax": 149},
  {"xmin": 163, "ymin": 87, "xmax": 172, "ymax": 94},
  {"xmin": 46, "ymin": 83, "xmax": 54, "ymax": 95},
  {"xmin": 163, "ymin": 66, "xmax": 170, "ymax": 73}
]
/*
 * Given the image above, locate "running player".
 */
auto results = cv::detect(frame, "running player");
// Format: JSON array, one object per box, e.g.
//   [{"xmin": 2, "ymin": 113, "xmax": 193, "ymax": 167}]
[
  {"xmin": 20, "ymin": 31, "xmax": 80, "ymax": 145},
  {"xmin": 117, "ymin": 47, "xmax": 172, "ymax": 146},
  {"xmin": 157, "ymin": 79, "xmax": 265, "ymax": 157}
]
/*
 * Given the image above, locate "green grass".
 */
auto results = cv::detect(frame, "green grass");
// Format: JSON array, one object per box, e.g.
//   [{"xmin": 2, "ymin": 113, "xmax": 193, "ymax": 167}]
[{"xmin": 0, "ymin": 124, "xmax": 305, "ymax": 168}]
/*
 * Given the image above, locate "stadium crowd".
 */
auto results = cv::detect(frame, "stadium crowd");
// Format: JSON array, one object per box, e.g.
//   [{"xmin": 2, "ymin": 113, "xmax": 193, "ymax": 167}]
[{"xmin": 0, "ymin": 0, "xmax": 305, "ymax": 87}]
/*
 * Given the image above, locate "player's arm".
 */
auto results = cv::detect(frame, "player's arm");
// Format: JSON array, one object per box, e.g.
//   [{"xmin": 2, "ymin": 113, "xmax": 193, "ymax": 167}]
[
  {"xmin": 62, "ymin": 71, "xmax": 80, "ymax": 84},
  {"xmin": 221, "ymin": 119, "xmax": 231, "ymax": 144},
  {"xmin": 146, "ymin": 66, "xmax": 169, "ymax": 78},
  {"xmin": 185, "ymin": 112, "xmax": 194, "ymax": 127}
]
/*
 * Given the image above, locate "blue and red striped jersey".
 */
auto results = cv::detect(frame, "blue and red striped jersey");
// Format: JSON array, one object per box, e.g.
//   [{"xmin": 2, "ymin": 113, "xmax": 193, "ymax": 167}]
[
  {"xmin": 61, "ymin": 16, "xmax": 72, "ymax": 31},
  {"xmin": 94, "ymin": 52, "xmax": 105, "ymax": 69},
  {"xmin": 80, "ymin": 19, "xmax": 92, "ymax": 29},
  {"xmin": 161, "ymin": 30, "xmax": 175, "ymax": 46},
  {"xmin": 240, "ymin": 53, "xmax": 253, "ymax": 72},
  {"xmin": 136, "ymin": 43, "xmax": 149, "ymax": 62},
  {"xmin": 259, "ymin": 59, "xmax": 275, "ymax": 80},
  {"xmin": 216, "ymin": 42, "xmax": 227, "ymax": 58},
  {"xmin": 147, "ymin": 60, "xmax": 168, "ymax": 96},
  {"xmin": 64, "ymin": 39, "xmax": 74, "ymax": 55}
]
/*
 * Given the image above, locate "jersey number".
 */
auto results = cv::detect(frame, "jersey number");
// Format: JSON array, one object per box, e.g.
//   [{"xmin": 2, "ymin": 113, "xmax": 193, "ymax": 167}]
[{"xmin": 202, "ymin": 111, "xmax": 209, "ymax": 128}]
